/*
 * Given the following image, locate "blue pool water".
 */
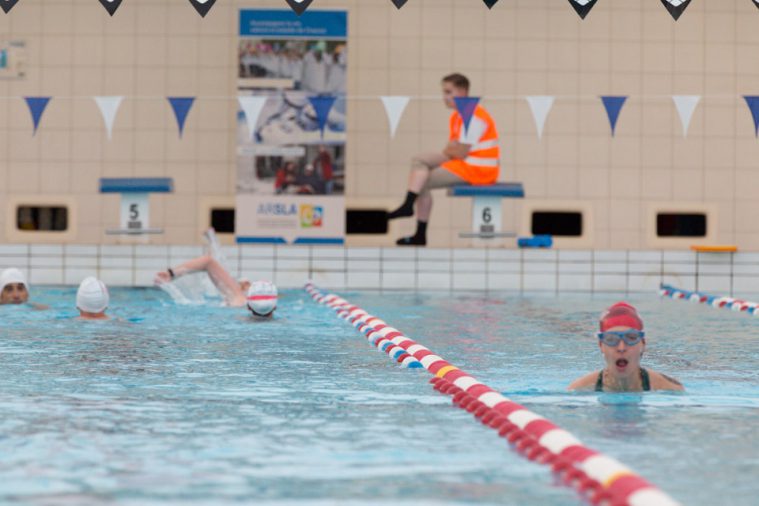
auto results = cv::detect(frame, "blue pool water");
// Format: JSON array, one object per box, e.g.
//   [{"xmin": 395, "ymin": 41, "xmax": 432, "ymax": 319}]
[{"xmin": 1, "ymin": 287, "xmax": 758, "ymax": 505}]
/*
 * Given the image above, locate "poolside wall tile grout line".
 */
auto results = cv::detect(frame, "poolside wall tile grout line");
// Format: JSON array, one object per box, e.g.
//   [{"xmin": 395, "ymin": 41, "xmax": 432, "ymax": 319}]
[{"xmin": 303, "ymin": 282, "xmax": 682, "ymax": 506}]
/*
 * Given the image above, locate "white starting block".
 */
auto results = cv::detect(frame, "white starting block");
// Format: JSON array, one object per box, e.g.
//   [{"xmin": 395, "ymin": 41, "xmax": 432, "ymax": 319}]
[
  {"xmin": 447, "ymin": 182, "xmax": 524, "ymax": 245},
  {"xmin": 100, "ymin": 178, "xmax": 173, "ymax": 237}
]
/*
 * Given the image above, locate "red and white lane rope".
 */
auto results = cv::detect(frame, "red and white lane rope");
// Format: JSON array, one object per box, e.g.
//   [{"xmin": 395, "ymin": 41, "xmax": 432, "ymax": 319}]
[
  {"xmin": 660, "ymin": 283, "xmax": 759, "ymax": 316},
  {"xmin": 305, "ymin": 282, "xmax": 680, "ymax": 506}
]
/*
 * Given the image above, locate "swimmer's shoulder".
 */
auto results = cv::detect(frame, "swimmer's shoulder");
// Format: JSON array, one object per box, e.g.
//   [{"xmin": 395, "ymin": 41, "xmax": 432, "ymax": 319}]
[
  {"xmin": 567, "ymin": 370, "xmax": 600, "ymax": 391},
  {"xmin": 648, "ymin": 369, "xmax": 685, "ymax": 391}
]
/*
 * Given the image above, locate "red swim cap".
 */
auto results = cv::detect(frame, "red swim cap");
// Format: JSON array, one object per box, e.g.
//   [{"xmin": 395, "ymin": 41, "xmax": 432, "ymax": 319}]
[{"xmin": 599, "ymin": 302, "xmax": 643, "ymax": 331}]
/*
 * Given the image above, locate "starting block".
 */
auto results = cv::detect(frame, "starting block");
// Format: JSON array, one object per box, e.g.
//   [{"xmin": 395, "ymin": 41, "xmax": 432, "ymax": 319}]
[
  {"xmin": 100, "ymin": 178, "xmax": 173, "ymax": 236},
  {"xmin": 448, "ymin": 182, "xmax": 524, "ymax": 244}
]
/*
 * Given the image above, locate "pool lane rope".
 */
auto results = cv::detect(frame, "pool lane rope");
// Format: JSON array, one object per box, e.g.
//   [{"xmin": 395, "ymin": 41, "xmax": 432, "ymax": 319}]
[
  {"xmin": 304, "ymin": 283, "xmax": 680, "ymax": 506},
  {"xmin": 660, "ymin": 283, "xmax": 759, "ymax": 316}
]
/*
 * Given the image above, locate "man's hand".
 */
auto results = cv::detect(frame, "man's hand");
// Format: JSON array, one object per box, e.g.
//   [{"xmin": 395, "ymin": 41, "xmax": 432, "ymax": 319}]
[{"xmin": 443, "ymin": 140, "xmax": 471, "ymax": 160}]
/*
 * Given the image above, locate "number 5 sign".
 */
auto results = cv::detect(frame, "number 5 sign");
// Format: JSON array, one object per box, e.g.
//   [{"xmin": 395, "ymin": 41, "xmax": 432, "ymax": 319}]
[{"xmin": 99, "ymin": 178, "xmax": 174, "ymax": 238}]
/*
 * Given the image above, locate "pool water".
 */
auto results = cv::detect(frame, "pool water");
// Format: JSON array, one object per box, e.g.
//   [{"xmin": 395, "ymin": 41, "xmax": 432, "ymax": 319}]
[{"xmin": 1, "ymin": 287, "xmax": 758, "ymax": 505}]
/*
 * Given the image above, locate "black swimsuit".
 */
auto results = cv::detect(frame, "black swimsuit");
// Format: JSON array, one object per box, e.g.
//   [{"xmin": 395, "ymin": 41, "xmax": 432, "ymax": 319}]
[{"xmin": 595, "ymin": 368, "xmax": 651, "ymax": 392}]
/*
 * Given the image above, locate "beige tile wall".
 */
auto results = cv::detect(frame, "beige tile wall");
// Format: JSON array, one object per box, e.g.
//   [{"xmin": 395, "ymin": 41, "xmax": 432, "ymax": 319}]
[{"xmin": 1, "ymin": 0, "xmax": 759, "ymax": 248}]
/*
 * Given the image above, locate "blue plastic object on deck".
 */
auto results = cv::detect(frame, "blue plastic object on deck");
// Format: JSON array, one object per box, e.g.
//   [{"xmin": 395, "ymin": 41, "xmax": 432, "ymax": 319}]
[{"xmin": 517, "ymin": 235, "xmax": 553, "ymax": 248}]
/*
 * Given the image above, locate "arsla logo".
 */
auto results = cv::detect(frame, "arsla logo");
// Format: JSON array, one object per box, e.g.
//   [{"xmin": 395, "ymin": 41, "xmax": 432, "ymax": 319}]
[
  {"xmin": 300, "ymin": 205, "xmax": 323, "ymax": 228},
  {"xmin": 257, "ymin": 203, "xmax": 297, "ymax": 216}
]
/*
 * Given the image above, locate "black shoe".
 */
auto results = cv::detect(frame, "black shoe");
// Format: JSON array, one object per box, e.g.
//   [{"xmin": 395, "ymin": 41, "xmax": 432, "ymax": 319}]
[{"xmin": 396, "ymin": 235, "xmax": 426, "ymax": 246}]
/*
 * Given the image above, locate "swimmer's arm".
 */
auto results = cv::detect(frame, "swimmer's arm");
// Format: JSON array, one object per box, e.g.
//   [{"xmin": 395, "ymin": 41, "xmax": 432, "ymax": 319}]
[
  {"xmin": 443, "ymin": 141, "xmax": 471, "ymax": 160},
  {"xmin": 567, "ymin": 371, "xmax": 598, "ymax": 391},
  {"xmin": 650, "ymin": 371, "xmax": 685, "ymax": 391}
]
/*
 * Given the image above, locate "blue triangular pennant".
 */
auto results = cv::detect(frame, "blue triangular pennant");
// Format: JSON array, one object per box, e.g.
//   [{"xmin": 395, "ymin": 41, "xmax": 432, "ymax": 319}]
[
  {"xmin": 744, "ymin": 96, "xmax": 759, "ymax": 137},
  {"xmin": 308, "ymin": 96, "xmax": 337, "ymax": 139},
  {"xmin": 453, "ymin": 96, "xmax": 480, "ymax": 134},
  {"xmin": 601, "ymin": 96, "xmax": 627, "ymax": 136},
  {"xmin": 24, "ymin": 96, "xmax": 51, "ymax": 135},
  {"xmin": 167, "ymin": 97, "xmax": 195, "ymax": 137}
]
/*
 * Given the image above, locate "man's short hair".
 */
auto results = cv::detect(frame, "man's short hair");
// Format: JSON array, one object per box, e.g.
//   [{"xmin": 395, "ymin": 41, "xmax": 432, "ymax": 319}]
[{"xmin": 442, "ymin": 73, "xmax": 470, "ymax": 92}]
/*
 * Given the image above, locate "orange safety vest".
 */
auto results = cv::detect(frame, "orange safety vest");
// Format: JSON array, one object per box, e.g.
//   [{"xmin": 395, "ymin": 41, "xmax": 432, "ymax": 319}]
[{"xmin": 442, "ymin": 104, "xmax": 500, "ymax": 185}]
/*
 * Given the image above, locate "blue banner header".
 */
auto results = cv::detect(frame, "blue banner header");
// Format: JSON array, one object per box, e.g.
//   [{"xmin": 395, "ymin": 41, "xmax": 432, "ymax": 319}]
[{"xmin": 240, "ymin": 9, "xmax": 347, "ymax": 39}]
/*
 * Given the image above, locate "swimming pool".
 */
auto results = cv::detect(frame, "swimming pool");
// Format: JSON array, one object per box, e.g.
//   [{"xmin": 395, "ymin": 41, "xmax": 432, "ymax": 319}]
[{"xmin": 1, "ymin": 287, "xmax": 757, "ymax": 505}]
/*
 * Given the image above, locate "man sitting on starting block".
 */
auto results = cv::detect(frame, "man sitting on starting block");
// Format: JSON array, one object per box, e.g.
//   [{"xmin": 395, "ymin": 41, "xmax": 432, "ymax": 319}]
[{"xmin": 387, "ymin": 73, "xmax": 500, "ymax": 246}]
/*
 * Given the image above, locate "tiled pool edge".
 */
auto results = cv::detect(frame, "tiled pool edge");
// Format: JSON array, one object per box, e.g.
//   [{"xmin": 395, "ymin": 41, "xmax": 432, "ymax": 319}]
[{"xmin": 2, "ymin": 245, "xmax": 759, "ymax": 296}]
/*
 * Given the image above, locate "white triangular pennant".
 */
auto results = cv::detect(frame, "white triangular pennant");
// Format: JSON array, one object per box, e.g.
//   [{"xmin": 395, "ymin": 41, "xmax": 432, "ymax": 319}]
[
  {"xmin": 93, "ymin": 96, "xmax": 123, "ymax": 140},
  {"xmin": 672, "ymin": 95, "xmax": 700, "ymax": 138},
  {"xmin": 238, "ymin": 96, "xmax": 267, "ymax": 141},
  {"xmin": 525, "ymin": 96, "xmax": 555, "ymax": 140},
  {"xmin": 380, "ymin": 96, "xmax": 410, "ymax": 138}
]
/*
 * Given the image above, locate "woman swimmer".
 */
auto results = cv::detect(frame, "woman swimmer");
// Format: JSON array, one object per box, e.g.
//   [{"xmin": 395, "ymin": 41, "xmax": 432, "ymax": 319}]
[
  {"xmin": 154, "ymin": 255, "xmax": 277, "ymax": 317},
  {"xmin": 568, "ymin": 302, "xmax": 683, "ymax": 392}
]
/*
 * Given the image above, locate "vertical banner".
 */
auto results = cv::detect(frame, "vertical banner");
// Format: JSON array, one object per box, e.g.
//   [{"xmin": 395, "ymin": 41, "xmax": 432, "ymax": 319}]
[{"xmin": 237, "ymin": 9, "xmax": 347, "ymax": 245}]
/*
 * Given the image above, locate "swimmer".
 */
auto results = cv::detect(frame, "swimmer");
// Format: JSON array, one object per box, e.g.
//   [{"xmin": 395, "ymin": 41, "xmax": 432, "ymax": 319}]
[
  {"xmin": 155, "ymin": 255, "xmax": 251, "ymax": 307},
  {"xmin": 568, "ymin": 302, "xmax": 684, "ymax": 392},
  {"xmin": 0, "ymin": 268, "xmax": 48, "ymax": 309},
  {"xmin": 246, "ymin": 280, "xmax": 278, "ymax": 319},
  {"xmin": 76, "ymin": 277, "xmax": 110, "ymax": 320}
]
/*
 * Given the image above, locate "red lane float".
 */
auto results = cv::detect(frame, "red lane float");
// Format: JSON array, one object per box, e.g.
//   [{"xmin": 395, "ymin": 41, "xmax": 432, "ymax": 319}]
[{"xmin": 305, "ymin": 282, "xmax": 680, "ymax": 506}]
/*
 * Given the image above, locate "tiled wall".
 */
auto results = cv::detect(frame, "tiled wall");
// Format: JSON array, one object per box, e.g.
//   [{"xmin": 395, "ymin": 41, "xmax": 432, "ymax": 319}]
[
  {"xmin": 3, "ymin": 244, "xmax": 759, "ymax": 297},
  {"xmin": 2, "ymin": 1, "xmax": 759, "ymax": 248}
]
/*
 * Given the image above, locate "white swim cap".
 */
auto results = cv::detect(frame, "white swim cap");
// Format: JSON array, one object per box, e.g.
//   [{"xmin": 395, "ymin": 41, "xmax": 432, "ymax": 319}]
[
  {"xmin": 247, "ymin": 280, "xmax": 278, "ymax": 316},
  {"xmin": 76, "ymin": 277, "xmax": 110, "ymax": 314},
  {"xmin": 0, "ymin": 268, "xmax": 27, "ymax": 291}
]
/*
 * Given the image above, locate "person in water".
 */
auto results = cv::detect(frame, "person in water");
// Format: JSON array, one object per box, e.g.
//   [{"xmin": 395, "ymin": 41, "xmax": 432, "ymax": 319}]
[
  {"xmin": 0, "ymin": 268, "xmax": 48, "ymax": 309},
  {"xmin": 76, "ymin": 277, "xmax": 110, "ymax": 320},
  {"xmin": 568, "ymin": 302, "xmax": 684, "ymax": 392},
  {"xmin": 154, "ymin": 256, "xmax": 277, "ymax": 318}
]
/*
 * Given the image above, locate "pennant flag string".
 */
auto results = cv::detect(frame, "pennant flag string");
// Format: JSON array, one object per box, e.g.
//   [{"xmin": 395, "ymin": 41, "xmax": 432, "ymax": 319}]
[
  {"xmin": 188, "ymin": 0, "xmax": 216, "ymax": 17},
  {"xmin": 167, "ymin": 97, "xmax": 195, "ymax": 138},
  {"xmin": 601, "ymin": 95, "xmax": 627, "ymax": 137},
  {"xmin": 483, "ymin": 0, "xmax": 499, "ymax": 8},
  {"xmin": 661, "ymin": 0, "xmax": 692, "ymax": 21},
  {"xmin": 568, "ymin": 0, "xmax": 599, "ymax": 19},
  {"xmin": 98, "ymin": 0, "xmax": 123, "ymax": 16},
  {"xmin": 24, "ymin": 96, "xmax": 51, "ymax": 136},
  {"xmin": 743, "ymin": 96, "xmax": 759, "ymax": 137},
  {"xmin": 0, "ymin": 0, "xmax": 20, "ymax": 14},
  {"xmin": 308, "ymin": 95, "xmax": 337, "ymax": 139},
  {"xmin": 390, "ymin": 0, "xmax": 408, "ymax": 8},
  {"xmin": 525, "ymin": 96, "xmax": 555, "ymax": 141},
  {"xmin": 380, "ymin": 96, "xmax": 410, "ymax": 138},
  {"xmin": 94, "ymin": 96, "xmax": 124, "ymax": 140},
  {"xmin": 672, "ymin": 95, "xmax": 700, "ymax": 138},
  {"xmin": 285, "ymin": 0, "xmax": 314, "ymax": 16},
  {"xmin": 238, "ymin": 96, "xmax": 268, "ymax": 142},
  {"xmin": 453, "ymin": 96, "xmax": 480, "ymax": 135}
]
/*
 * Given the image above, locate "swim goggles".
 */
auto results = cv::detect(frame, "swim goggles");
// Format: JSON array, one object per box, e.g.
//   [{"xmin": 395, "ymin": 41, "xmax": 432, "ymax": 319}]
[{"xmin": 597, "ymin": 330, "xmax": 645, "ymax": 347}]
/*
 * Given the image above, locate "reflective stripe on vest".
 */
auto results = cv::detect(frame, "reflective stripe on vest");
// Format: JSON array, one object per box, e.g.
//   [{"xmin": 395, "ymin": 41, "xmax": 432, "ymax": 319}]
[{"xmin": 450, "ymin": 105, "xmax": 500, "ymax": 169}]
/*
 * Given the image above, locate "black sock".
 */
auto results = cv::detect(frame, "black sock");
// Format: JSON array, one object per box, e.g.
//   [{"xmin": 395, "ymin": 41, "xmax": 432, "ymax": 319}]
[
  {"xmin": 415, "ymin": 220, "xmax": 428, "ymax": 239},
  {"xmin": 387, "ymin": 191, "xmax": 418, "ymax": 220},
  {"xmin": 396, "ymin": 221, "xmax": 428, "ymax": 246}
]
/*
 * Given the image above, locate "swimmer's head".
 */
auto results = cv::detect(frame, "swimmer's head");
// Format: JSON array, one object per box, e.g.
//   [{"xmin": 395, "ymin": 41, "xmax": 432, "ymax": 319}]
[
  {"xmin": 76, "ymin": 277, "xmax": 109, "ymax": 315},
  {"xmin": 599, "ymin": 302, "xmax": 643, "ymax": 332},
  {"xmin": 247, "ymin": 280, "xmax": 278, "ymax": 318},
  {"xmin": 0, "ymin": 268, "xmax": 29, "ymax": 304}
]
